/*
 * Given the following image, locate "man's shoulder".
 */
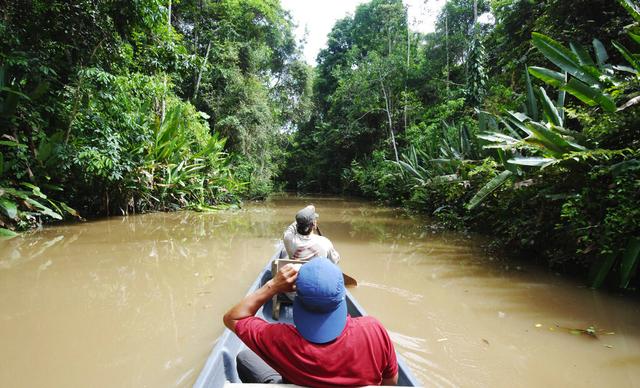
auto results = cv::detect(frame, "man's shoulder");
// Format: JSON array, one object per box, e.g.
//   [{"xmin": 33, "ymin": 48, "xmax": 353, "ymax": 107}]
[
  {"xmin": 349, "ymin": 315, "xmax": 386, "ymax": 331},
  {"xmin": 312, "ymin": 234, "xmax": 333, "ymax": 246},
  {"xmin": 237, "ymin": 317, "xmax": 296, "ymax": 335},
  {"xmin": 351, "ymin": 315, "xmax": 382, "ymax": 324}
]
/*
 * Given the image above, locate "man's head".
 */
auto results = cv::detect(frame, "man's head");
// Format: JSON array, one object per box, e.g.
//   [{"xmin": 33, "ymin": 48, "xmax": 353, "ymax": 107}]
[
  {"xmin": 293, "ymin": 257, "xmax": 347, "ymax": 344},
  {"xmin": 295, "ymin": 205, "xmax": 318, "ymax": 235}
]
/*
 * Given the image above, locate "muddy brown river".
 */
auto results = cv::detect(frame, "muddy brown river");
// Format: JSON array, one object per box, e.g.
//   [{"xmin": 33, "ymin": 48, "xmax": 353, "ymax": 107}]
[{"xmin": 1, "ymin": 196, "xmax": 639, "ymax": 387}]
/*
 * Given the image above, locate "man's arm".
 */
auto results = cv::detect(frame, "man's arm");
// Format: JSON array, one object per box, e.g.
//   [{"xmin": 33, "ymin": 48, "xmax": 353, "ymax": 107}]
[
  {"xmin": 223, "ymin": 264, "xmax": 298, "ymax": 333},
  {"xmin": 382, "ymin": 373, "xmax": 398, "ymax": 386},
  {"xmin": 283, "ymin": 222, "xmax": 297, "ymax": 258},
  {"xmin": 328, "ymin": 245, "xmax": 341, "ymax": 264}
]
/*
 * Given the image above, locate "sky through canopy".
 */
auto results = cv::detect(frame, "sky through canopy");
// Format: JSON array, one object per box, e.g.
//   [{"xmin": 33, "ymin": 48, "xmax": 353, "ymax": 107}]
[{"xmin": 280, "ymin": 0, "xmax": 447, "ymax": 65}]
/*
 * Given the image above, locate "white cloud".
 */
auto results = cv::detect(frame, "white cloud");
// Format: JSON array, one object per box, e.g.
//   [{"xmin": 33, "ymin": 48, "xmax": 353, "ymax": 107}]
[{"xmin": 281, "ymin": 0, "xmax": 447, "ymax": 65}]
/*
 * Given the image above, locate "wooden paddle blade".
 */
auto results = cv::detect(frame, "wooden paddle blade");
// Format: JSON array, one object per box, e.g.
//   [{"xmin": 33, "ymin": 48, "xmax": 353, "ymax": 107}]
[{"xmin": 343, "ymin": 272, "xmax": 358, "ymax": 288}]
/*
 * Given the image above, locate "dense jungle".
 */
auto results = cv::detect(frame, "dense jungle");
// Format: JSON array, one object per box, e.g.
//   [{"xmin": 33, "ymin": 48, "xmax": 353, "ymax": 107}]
[{"xmin": 1, "ymin": 0, "xmax": 639, "ymax": 290}]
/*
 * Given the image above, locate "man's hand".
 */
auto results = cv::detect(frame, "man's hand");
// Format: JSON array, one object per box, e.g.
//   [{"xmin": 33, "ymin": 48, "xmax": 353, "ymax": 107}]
[
  {"xmin": 268, "ymin": 264, "xmax": 300, "ymax": 294},
  {"xmin": 223, "ymin": 263, "xmax": 300, "ymax": 333}
]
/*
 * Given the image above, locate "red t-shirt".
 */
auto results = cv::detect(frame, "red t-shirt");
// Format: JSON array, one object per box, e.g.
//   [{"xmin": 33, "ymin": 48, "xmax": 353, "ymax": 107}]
[{"xmin": 235, "ymin": 315, "xmax": 398, "ymax": 387}]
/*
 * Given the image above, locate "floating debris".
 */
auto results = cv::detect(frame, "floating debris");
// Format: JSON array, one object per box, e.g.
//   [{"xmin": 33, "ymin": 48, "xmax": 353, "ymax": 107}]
[
  {"xmin": 535, "ymin": 323, "xmax": 542, "ymax": 328},
  {"xmin": 554, "ymin": 323, "xmax": 612, "ymax": 339}
]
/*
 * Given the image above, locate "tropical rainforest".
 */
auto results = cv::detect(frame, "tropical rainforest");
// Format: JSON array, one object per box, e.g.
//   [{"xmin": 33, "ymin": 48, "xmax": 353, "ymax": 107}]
[{"xmin": 1, "ymin": 0, "xmax": 639, "ymax": 289}]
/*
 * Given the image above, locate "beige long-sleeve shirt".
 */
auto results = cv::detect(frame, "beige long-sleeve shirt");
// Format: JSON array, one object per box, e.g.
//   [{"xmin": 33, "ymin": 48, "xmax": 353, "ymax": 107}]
[{"xmin": 283, "ymin": 222, "xmax": 340, "ymax": 264}]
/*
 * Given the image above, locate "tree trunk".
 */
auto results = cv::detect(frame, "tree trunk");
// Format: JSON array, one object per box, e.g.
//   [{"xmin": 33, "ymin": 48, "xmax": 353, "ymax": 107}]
[
  {"xmin": 380, "ymin": 80, "xmax": 399, "ymax": 163},
  {"xmin": 161, "ymin": 0, "xmax": 172, "ymax": 122},
  {"xmin": 445, "ymin": 12, "xmax": 450, "ymax": 96},
  {"xmin": 404, "ymin": 22, "xmax": 409, "ymax": 132},
  {"xmin": 193, "ymin": 40, "xmax": 211, "ymax": 101},
  {"xmin": 473, "ymin": 0, "xmax": 478, "ymax": 25}
]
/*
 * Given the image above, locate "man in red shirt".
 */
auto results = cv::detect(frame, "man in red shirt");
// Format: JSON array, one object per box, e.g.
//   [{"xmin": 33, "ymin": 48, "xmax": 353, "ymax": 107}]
[{"xmin": 223, "ymin": 257, "xmax": 399, "ymax": 386}]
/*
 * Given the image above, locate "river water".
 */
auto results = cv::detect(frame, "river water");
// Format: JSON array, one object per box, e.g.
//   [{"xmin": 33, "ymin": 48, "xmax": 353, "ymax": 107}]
[{"xmin": 1, "ymin": 195, "xmax": 639, "ymax": 387}]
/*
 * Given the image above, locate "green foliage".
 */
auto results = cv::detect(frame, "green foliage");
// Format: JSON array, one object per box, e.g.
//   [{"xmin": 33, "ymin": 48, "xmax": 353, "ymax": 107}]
[
  {"xmin": 347, "ymin": 150, "xmax": 406, "ymax": 203},
  {"xmin": 1, "ymin": 0, "xmax": 307, "ymax": 230},
  {"xmin": 466, "ymin": 170, "xmax": 512, "ymax": 210},
  {"xmin": 285, "ymin": 0, "xmax": 414, "ymax": 191},
  {"xmin": 290, "ymin": 0, "xmax": 640, "ymax": 290}
]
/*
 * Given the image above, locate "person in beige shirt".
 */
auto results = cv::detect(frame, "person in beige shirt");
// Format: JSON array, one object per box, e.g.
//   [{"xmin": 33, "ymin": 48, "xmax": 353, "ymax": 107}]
[{"xmin": 283, "ymin": 205, "xmax": 340, "ymax": 264}]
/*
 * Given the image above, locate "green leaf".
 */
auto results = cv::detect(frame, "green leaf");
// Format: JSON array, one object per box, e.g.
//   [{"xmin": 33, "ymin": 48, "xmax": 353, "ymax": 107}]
[
  {"xmin": 0, "ymin": 140, "xmax": 27, "ymax": 148},
  {"xmin": 539, "ymin": 87, "xmax": 562, "ymax": 126},
  {"xmin": 0, "ymin": 198, "xmax": 18, "ymax": 219},
  {"xmin": 0, "ymin": 86, "xmax": 31, "ymax": 100},
  {"xmin": 21, "ymin": 182, "xmax": 46, "ymax": 198},
  {"xmin": 593, "ymin": 39, "xmax": 609, "ymax": 69},
  {"xmin": 60, "ymin": 202, "xmax": 80, "ymax": 218},
  {"xmin": 557, "ymin": 73, "xmax": 567, "ymax": 123},
  {"xmin": 589, "ymin": 252, "xmax": 617, "ymax": 289},
  {"xmin": 620, "ymin": 237, "xmax": 640, "ymax": 289},
  {"xmin": 618, "ymin": 0, "xmax": 640, "ymax": 21},
  {"xmin": 629, "ymin": 32, "xmax": 640, "ymax": 46},
  {"xmin": 525, "ymin": 66, "xmax": 539, "ymax": 121},
  {"xmin": 504, "ymin": 111, "xmax": 533, "ymax": 137},
  {"xmin": 531, "ymin": 33, "xmax": 600, "ymax": 86},
  {"xmin": 561, "ymin": 78, "xmax": 616, "ymax": 112},
  {"xmin": 25, "ymin": 198, "xmax": 62, "ymax": 220},
  {"xmin": 467, "ymin": 170, "xmax": 513, "ymax": 210},
  {"xmin": 0, "ymin": 228, "xmax": 18, "ymax": 239},
  {"xmin": 525, "ymin": 121, "xmax": 583, "ymax": 156},
  {"xmin": 528, "ymin": 66, "xmax": 565, "ymax": 88},
  {"xmin": 570, "ymin": 42, "xmax": 595, "ymax": 67},
  {"xmin": 507, "ymin": 157, "xmax": 555, "ymax": 167},
  {"xmin": 612, "ymin": 41, "xmax": 640, "ymax": 72}
]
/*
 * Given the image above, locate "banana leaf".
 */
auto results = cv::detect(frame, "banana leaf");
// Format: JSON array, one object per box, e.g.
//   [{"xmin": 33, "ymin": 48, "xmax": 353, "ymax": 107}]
[
  {"xmin": 620, "ymin": 237, "xmax": 640, "ymax": 289},
  {"xmin": 528, "ymin": 66, "xmax": 565, "ymax": 88},
  {"xmin": 612, "ymin": 41, "xmax": 640, "ymax": 72},
  {"xmin": 532, "ymin": 33, "xmax": 601, "ymax": 86},
  {"xmin": 525, "ymin": 121, "xmax": 583, "ymax": 156},
  {"xmin": 556, "ymin": 72, "xmax": 567, "ymax": 123},
  {"xmin": 539, "ymin": 87, "xmax": 563, "ymax": 126},
  {"xmin": 466, "ymin": 170, "xmax": 513, "ymax": 210},
  {"xmin": 570, "ymin": 42, "xmax": 596, "ymax": 67},
  {"xmin": 503, "ymin": 111, "xmax": 533, "ymax": 137},
  {"xmin": 618, "ymin": 0, "xmax": 640, "ymax": 21},
  {"xmin": 593, "ymin": 39, "xmax": 609, "ymax": 69},
  {"xmin": 525, "ymin": 67, "xmax": 539, "ymax": 121},
  {"xmin": 561, "ymin": 78, "xmax": 616, "ymax": 112},
  {"xmin": 507, "ymin": 157, "xmax": 555, "ymax": 167},
  {"xmin": 530, "ymin": 67, "xmax": 615, "ymax": 112}
]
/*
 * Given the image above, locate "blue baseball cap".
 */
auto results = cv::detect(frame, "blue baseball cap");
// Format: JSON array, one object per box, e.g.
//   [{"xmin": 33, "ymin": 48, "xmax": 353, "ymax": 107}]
[{"xmin": 293, "ymin": 257, "xmax": 347, "ymax": 343}]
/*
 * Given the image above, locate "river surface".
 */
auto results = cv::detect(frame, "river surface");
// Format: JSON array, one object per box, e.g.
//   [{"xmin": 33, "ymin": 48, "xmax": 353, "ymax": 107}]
[{"xmin": 1, "ymin": 195, "xmax": 639, "ymax": 387}]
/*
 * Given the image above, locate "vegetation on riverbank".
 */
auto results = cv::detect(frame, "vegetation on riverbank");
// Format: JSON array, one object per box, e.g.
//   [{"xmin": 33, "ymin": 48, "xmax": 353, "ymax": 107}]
[
  {"xmin": 284, "ymin": 0, "xmax": 640, "ymax": 289},
  {"xmin": 1, "ymin": 0, "xmax": 310, "ymax": 235}
]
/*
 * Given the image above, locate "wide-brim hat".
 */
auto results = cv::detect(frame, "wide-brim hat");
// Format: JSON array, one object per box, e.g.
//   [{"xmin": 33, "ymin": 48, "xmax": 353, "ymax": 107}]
[{"xmin": 293, "ymin": 257, "xmax": 347, "ymax": 343}]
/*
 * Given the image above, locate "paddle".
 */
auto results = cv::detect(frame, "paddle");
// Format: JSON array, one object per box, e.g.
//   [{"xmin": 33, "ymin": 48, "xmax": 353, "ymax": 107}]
[{"xmin": 315, "ymin": 225, "xmax": 358, "ymax": 287}]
